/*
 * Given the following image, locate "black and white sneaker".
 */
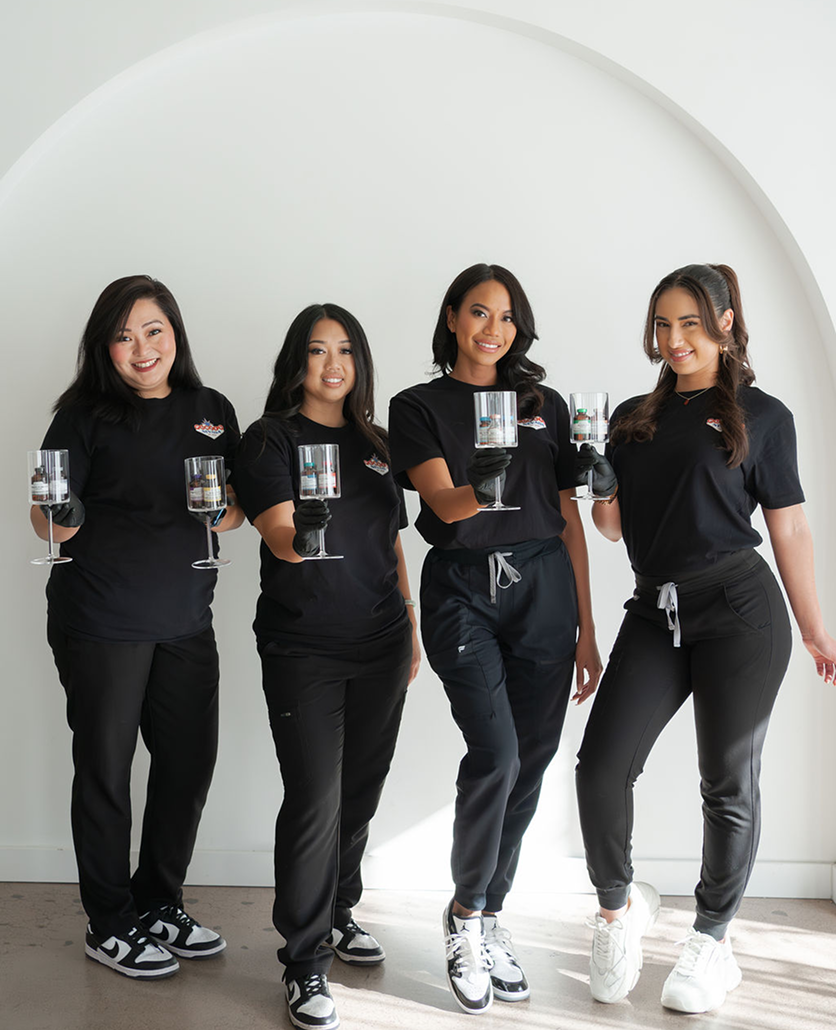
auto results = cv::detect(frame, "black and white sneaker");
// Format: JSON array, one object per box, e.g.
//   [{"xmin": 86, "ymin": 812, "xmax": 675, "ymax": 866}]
[
  {"xmin": 286, "ymin": 973, "xmax": 340, "ymax": 1030},
  {"xmin": 325, "ymin": 918, "xmax": 385, "ymax": 964},
  {"xmin": 85, "ymin": 923, "xmax": 179, "ymax": 979},
  {"xmin": 140, "ymin": 905, "xmax": 226, "ymax": 958},
  {"xmin": 483, "ymin": 915, "xmax": 530, "ymax": 1001},
  {"xmin": 443, "ymin": 901, "xmax": 493, "ymax": 1014}
]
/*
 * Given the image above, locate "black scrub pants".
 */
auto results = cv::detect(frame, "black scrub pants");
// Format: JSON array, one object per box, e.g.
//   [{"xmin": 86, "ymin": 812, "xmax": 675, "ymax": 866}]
[
  {"xmin": 47, "ymin": 619, "xmax": 220, "ymax": 937},
  {"xmin": 258, "ymin": 619, "xmax": 411, "ymax": 982},
  {"xmin": 576, "ymin": 551, "xmax": 791, "ymax": 940},
  {"xmin": 421, "ymin": 537, "xmax": 578, "ymax": 914}
]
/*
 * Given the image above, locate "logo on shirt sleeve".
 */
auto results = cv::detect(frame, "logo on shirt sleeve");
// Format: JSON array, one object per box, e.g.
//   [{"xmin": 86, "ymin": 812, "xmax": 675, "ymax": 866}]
[
  {"xmin": 194, "ymin": 418, "xmax": 225, "ymax": 440},
  {"xmin": 706, "ymin": 418, "xmax": 723, "ymax": 433},
  {"xmin": 518, "ymin": 416, "xmax": 547, "ymax": 431},
  {"xmin": 364, "ymin": 454, "xmax": 390, "ymax": 475}
]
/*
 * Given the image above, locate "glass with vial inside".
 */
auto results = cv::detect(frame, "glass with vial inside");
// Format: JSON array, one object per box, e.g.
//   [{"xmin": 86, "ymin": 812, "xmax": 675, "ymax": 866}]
[
  {"xmin": 184, "ymin": 455, "xmax": 232, "ymax": 569},
  {"xmin": 473, "ymin": 390, "xmax": 520, "ymax": 512},
  {"xmin": 28, "ymin": 449, "xmax": 73, "ymax": 565},
  {"xmin": 569, "ymin": 392, "xmax": 609, "ymax": 500},
  {"xmin": 297, "ymin": 443, "xmax": 343, "ymax": 559}
]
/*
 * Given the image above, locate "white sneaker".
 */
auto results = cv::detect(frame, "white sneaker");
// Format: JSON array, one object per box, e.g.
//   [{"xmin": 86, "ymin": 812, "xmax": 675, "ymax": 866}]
[
  {"xmin": 286, "ymin": 973, "xmax": 340, "ymax": 1030},
  {"xmin": 482, "ymin": 915, "xmax": 530, "ymax": 1002},
  {"xmin": 661, "ymin": 928, "xmax": 742, "ymax": 1013},
  {"xmin": 442, "ymin": 901, "xmax": 493, "ymax": 1014},
  {"xmin": 588, "ymin": 881, "xmax": 660, "ymax": 1003}
]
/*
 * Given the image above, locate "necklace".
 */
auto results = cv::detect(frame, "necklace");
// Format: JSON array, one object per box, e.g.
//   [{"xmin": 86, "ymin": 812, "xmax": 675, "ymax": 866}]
[{"xmin": 674, "ymin": 386, "xmax": 713, "ymax": 406}]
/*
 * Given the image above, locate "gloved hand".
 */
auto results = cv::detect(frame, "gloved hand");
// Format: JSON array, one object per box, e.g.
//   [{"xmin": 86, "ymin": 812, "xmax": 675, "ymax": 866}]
[
  {"xmin": 292, "ymin": 499, "xmax": 331, "ymax": 557},
  {"xmin": 189, "ymin": 508, "xmax": 227, "ymax": 527},
  {"xmin": 467, "ymin": 448, "xmax": 512, "ymax": 506},
  {"xmin": 574, "ymin": 443, "xmax": 617, "ymax": 498},
  {"xmin": 42, "ymin": 491, "xmax": 85, "ymax": 528}
]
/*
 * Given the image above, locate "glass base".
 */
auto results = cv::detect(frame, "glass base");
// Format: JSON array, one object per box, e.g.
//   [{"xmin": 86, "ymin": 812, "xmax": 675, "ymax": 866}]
[
  {"xmin": 303, "ymin": 553, "xmax": 344, "ymax": 560},
  {"xmin": 192, "ymin": 558, "xmax": 232, "ymax": 569},
  {"xmin": 31, "ymin": 555, "xmax": 72, "ymax": 565},
  {"xmin": 477, "ymin": 504, "xmax": 521, "ymax": 512}
]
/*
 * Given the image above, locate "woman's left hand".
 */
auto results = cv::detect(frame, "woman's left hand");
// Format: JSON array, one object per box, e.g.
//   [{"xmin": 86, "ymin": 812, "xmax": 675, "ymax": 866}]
[
  {"xmin": 802, "ymin": 630, "xmax": 836, "ymax": 684},
  {"xmin": 572, "ymin": 628, "xmax": 603, "ymax": 705}
]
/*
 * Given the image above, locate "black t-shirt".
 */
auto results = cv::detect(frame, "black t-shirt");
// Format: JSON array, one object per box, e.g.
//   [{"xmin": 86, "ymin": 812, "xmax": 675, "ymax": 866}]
[
  {"xmin": 41, "ymin": 387, "xmax": 240, "ymax": 641},
  {"xmin": 608, "ymin": 386, "xmax": 805, "ymax": 577},
  {"xmin": 388, "ymin": 376, "xmax": 576, "ymax": 549},
  {"xmin": 234, "ymin": 414, "xmax": 408, "ymax": 647}
]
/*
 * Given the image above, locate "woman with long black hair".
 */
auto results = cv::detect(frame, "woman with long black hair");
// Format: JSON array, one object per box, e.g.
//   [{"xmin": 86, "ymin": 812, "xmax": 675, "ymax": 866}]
[
  {"xmin": 389, "ymin": 263, "xmax": 601, "ymax": 1014},
  {"xmin": 234, "ymin": 303, "xmax": 420, "ymax": 1030},
  {"xmin": 32, "ymin": 275, "xmax": 243, "ymax": 979},
  {"xmin": 575, "ymin": 263, "xmax": 836, "ymax": 1014}
]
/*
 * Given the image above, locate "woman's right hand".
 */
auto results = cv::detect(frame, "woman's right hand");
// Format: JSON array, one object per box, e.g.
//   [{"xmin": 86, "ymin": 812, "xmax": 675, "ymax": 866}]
[
  {"xmin": 292, "ymin": 499, "xmax": 331, "ymax": 557},
  {"xmin": 574, "ymin": 443, "xmax": 617, "ymax": 499},
  {"xmin": 466, "ymin": 447, "xmax": 512, "ymax": 506}
]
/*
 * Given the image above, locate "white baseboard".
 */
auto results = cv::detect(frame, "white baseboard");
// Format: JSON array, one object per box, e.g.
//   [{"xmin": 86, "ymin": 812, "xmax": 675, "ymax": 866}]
[{"xmin": 1, "ymin": 848, "xmax": 833, "ymax": 899}]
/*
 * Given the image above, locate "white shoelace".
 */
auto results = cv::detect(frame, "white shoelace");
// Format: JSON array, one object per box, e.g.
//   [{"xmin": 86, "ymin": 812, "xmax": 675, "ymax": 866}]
[
  {"xmin": 587, "ymin": 916, "xmax": 619, "ymax": 965},
  {"xmin": 656, "ymin": 581, "xmax": 681, "ymax": 647},
  {"xmin": 672, "ymin": 933, "xmax": 718, "ymax": 976},
  {"xmin": 444, "ymin": 926, "xmax": 493, "ymax": 975},
  {"xmin": 488, "ymin": 551, "xmax": 522, "ymax": 605}
]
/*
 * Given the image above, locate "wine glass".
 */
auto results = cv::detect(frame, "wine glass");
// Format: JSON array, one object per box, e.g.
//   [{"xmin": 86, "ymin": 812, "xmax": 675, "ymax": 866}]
[
  {"xmin": 28, "ymin": 449, "xmax": 73, "ymax": 565},
  {"xmin": 473, "ymin": 391, "xmax": 520, "ymax": 512},
  {"xmin": 184, "ymin": 455, "xmax": 232, "ymax": 569},
  {"xmin": 570, "ymin": 392, "xmax": 609, "ymax": 501},
  {"xmin": 297, "ymin": 443, "xmax": 343, "ymax": 560}
]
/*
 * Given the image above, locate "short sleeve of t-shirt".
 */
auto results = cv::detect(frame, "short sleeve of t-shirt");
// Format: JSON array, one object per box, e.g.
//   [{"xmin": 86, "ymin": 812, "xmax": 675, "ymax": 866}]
[
  {"xmin": 234, "ymin": 419, "xmax": 296, "ymax": 522},
  {"xmin": 742, "ymin": 406, "xmax": 804, "ymax": 509}
]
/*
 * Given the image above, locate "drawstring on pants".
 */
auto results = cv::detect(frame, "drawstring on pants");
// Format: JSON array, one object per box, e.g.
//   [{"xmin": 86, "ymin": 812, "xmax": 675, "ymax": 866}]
[
  {"xmin": 488, "ymin": 551, "xmax": 521, "ymax": 605},
  {"xmin": 657, "ymin": 581, "xmax": 681, "ymax": 647}
]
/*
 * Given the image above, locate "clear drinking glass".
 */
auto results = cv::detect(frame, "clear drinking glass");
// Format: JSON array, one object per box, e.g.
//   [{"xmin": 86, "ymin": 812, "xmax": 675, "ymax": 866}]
[
  {"xmin": 297, "ymin": 443, "xmax": 343, "ymax": 560},
  {"xmin": 28, "ymin": 449, "xmax": 73, "ymax": 565},
  {"xmin": 473, "ymin": 390, "xmax": 520, "ymax": 512},
  {"xmin": 184, "ymin": 455, "xmax": 232, "ymax": 569},
  {"xmin": 570, "ymin": 392, "xmax": 609, "ymax": 501}
]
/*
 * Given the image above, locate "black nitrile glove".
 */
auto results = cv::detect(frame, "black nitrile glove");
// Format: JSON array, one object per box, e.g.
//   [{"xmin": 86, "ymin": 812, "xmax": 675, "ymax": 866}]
[
  {"xmin": 467, "ymin": 448, "xmax": 512, "ymax": 506},
  {"xmin": 574, "ymin": 443, "xmax": 617, "ymax": 497},
  {"xmin": 189, "ymin": 508, "xmax": 227, "ymax": 527},
  {"xmin": 292, "ymin": 499, "xmax": 331, "ymax": 557},
  {"xmin": 42, "ymin": 491, "xmax": 85, "ymax": 528}
]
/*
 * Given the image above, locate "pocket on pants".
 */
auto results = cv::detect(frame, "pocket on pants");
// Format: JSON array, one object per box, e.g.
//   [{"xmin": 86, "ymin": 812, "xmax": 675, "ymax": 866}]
[{"xmin": 723, "ymin": 575, "xmax": 772, "ymax": 632}]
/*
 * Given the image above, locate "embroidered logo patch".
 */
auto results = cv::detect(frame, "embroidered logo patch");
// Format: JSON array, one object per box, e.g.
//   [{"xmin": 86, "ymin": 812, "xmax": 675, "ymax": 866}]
[
  {"xmin": 518, "ymin": 416, "xmax": 547, "ymax": 430},
  {"xmin": 194, "ymin": 419, "xmax": 224, "ymax": 440},
  {"xmin": 364, "ymin": 454, "xmax": 389, "ymax": 475},
  {"xmin": 706, "ymin": 418, "xmax": 723, "ymax": 433}
]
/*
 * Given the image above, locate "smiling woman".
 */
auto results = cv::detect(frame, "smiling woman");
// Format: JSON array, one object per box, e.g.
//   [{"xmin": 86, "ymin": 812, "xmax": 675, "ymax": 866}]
[
  {"xmin": 108, "ymin": 297, "xmax": 178, "ymax": 399},
  {"xmin": 29, "ymin": 274, "xmax": 244, "ymax": 982}
]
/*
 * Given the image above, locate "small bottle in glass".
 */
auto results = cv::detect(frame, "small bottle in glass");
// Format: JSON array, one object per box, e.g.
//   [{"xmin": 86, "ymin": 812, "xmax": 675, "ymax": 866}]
[
  {"xmin": 184, "ymin": 455, "xmax": 232, "ymax": 569},
  {"xmin": 570, "ymin": 392, "xmax": 609, "ymax": 501},
  {"xmin": 297, "ymin": 443, "xmax": 343, "ymax": 560},
  {"xmin": 473, "ymin": 390, "xmax": 520, "ymax": 512},
  {"xmin": 28, "ymin": 449, "xmax": 73, "ymax": 565}
]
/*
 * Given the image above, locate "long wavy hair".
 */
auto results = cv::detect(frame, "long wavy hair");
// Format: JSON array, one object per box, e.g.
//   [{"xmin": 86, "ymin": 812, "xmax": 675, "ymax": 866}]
[
  {"xmin": 613, "ymin": 263, "xmax": 754, "ymax": 467},
  {"xmin": 54, "ymin": 275, "xmax": 202, "ymax": 427},
  {"xmin": 261, "ymin": 303, "xmax": 389, "ymax": 458},
  {"xmin": 432, "ymin": 263, "xmax": 545, "ymax": 417}
]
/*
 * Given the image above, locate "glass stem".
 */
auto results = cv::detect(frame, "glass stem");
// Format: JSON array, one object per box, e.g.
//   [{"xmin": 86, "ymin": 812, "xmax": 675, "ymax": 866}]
[
  {"xmin": 588, "ymin": 468, "xmax": 594, "ymax": 496},
  {"xmin": 47, "ymin": 507, "xmax": 55, "ymax": 561},
  {"xmin": 494, "ymin": 475, "xmax": 502, "ymax": 507},
  {"xmin": 205, "ymin": 520, "xmax": 214, "ymax": 562},
  {"xmin": 317, "ymin": 526, "xmax": 326, "ymax": 557}
]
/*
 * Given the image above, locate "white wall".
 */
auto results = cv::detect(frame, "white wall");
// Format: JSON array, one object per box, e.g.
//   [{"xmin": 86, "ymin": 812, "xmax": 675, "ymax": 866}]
[{"xmin": 1, "ymin": 1, "xmax": 834, "ymax": 899}]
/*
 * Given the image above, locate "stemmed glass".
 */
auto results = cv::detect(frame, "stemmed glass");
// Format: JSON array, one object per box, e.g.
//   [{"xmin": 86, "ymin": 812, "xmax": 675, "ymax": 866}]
[
  {"xmin": 473, "ymin": 391, "xmax": 520, "ymax": 512},
  {"xmin": 184, "ymin": 455, "xmax": 232, "ymax": 569},
  {"xmin": 297, "ymin": 443, "xmax": 343, "ymax": 560},
  {"xmin": 570, "ymin": 392, "xmax": 609, "ymax": 501},
  {"xmin": 28, "ymin": 449, "xmax": 73, "ymax": 565}
]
